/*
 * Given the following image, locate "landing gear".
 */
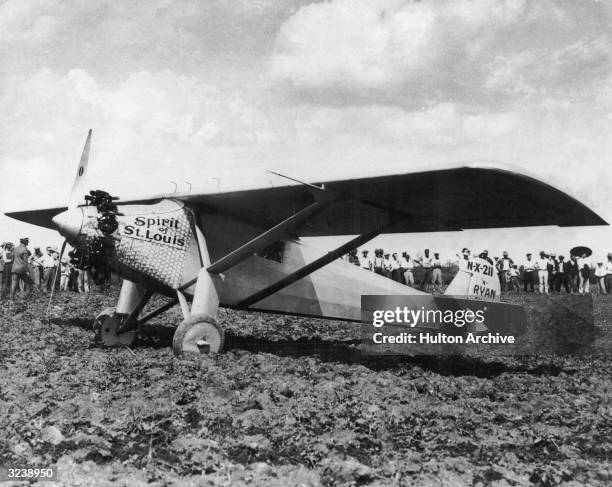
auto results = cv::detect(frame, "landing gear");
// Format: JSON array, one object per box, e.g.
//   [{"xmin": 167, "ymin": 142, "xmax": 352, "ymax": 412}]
[
  {"xmin": 94, "ymin": 308, "xmax": 137, "ymax": 347},
  {"xmin": 172, "ymin": 227, "xmax": 221, "ymax": 357},
  {"xmin": 93, "ymin": 223, "xmax": 223, "ymax": 357},
  {"xmin": 172, "ymin": 314, "xmax": 224, "ymax": 355},
  {"xmin": 93, "ymin": 280, "xmax": 150, "ymax": 348}
]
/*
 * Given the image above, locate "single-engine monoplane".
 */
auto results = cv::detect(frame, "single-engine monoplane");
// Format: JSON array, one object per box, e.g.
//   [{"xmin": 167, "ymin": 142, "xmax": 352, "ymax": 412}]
[{"xmin": 6, "ymin": 131, "xmax": 607, "ymax": 355}]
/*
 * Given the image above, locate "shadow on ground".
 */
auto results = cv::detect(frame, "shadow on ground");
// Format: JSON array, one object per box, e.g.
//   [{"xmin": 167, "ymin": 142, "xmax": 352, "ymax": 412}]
[{"xmin": 50, "ymin": 317, "xmax": 570, "ymax": 378}]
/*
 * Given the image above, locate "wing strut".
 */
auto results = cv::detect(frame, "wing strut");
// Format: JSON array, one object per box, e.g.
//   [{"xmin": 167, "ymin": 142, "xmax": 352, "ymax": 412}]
[
  {"xmin": 207, "ymin": 193, "xmax": 338, "ymax": 275},
  {"xmin": 236, "ymin": 214, "xmax": 407, "ymax": 309}
]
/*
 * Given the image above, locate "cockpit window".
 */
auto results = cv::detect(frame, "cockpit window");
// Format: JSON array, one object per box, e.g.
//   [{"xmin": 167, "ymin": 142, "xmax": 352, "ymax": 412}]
[{"xmin": 256, "ymin": 241, "xmax": 284, "ymax": 263}]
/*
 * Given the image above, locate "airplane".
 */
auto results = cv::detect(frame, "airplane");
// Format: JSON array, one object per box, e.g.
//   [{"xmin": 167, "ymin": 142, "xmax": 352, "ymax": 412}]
[{"xmin": 6, "ymin": 130, "xmax": 607, "ymax": 356}]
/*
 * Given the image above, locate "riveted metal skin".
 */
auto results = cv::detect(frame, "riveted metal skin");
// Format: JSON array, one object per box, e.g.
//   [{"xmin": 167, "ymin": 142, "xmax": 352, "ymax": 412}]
[{"xmin": 80, "ymin": 199, "xmax": 196, "ymax": 292}]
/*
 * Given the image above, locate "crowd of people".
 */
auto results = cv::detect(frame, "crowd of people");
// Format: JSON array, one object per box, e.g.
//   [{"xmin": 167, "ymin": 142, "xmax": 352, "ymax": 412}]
[
  {"xmin": 344, "ymin": 247, "xmax": 612, "ymax": 294},
  {"xmin": 0, "ymin": 238, "xmax": 96, "ymax": 300},
  {"xmin": 2, "ymin": 236, "xmax": 611, "ymax": 299}
]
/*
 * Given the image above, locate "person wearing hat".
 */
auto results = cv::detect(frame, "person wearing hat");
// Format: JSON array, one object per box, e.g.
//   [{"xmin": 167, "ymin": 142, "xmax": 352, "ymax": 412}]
[
  {"xmin": 547, "ymin": 253, "xmax": 558, "ymax": 293},
  {"xmin": 29, "ymin": 247, "xmax": 45, "ymax": 290},
  {"xmin": 455, "ymin": 248, "xmax": 471, "ymax": 271},
  {"xmin": 372, "ymin": 249, "xmax": 385, "ymax": 276},
  {"xmin": 496, "ymin": 251, "xmax": 514, "ymax": 292},
  {"xmin": 42, "ymin": 247, "xmax": 59, "ymax": 291},
  {"xmin": 0, "ymin": 245, "xmax": 4, "ymax": 298},
  {"xmin": 595, "ymin": 261, "xmax": 607, "ymax": 294},
  {"xmin": 552, "ymin": 254, "xmax": 566, "ymax": 292},
  {"xmin": 535, "ymin": 251, "xmax": 550, "ymax": 294},
  {"xmin": 1, "ymin": 242, "xmax": 14, "ymax": 296},
  {"xmin": 401, "ymin": 252, "xmax": 415, "ymax": 287},
  {"xmin": 390, "ymin": 252, "xmax": 404, "ymax": 284},
  {"xmin": 10, "ymin": 238, "xmax": 32, "ymax": 299},
  {"xmin": 523, "ymin": 253, "xmax": 536, "ymax": 292},
  {"xmin": 431, "ymin": 252, "xmax": 443, "ymax": 293},
  {"xmin": 416, "ymin": 249, "xmax": 433, "ymax": 291},
  {"xmin": 347, "ymin": 249, "xmax": 360, "ymax": 267},
  {"xmin": 360, "ymin": 250, "xmax": 372, "ymax": 272},
  {"xmin": 477, "ymin": 250, "xmax": 493, "ymax": 265},
  {"xmin": 605, "ymin": 253, "xmax": 612, "ymax": 293},
  {"xmin": 576, "ymin": 252, "xmax": 591, "ymax": 294},
  {"xmin": 383, "ymin": 252, "xmax": 392, "ymax": 279},
  {"xmin": 555, "ymin": 255, "xmax": 569, "ymax": 293},
  {"xmin": 509, "ymin": 264, "xmax": 520, "ymax": 292},
  {"xmin": 566, "ymin": 255, "xmax": 579, "ymax": 293}
]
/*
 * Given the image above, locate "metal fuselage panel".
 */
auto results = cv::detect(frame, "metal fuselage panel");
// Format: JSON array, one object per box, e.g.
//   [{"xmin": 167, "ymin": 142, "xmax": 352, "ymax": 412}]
[
  {"xmin": 196, "ymin": 210, "xmax": 425, "ymax": 321},
  {"xmin": 77, "ymin": 199, "xmax": 424, "ymax": 319},
  {"xmin": 77, "ymin": 200, "xmax": 201, "ymax": 295}
]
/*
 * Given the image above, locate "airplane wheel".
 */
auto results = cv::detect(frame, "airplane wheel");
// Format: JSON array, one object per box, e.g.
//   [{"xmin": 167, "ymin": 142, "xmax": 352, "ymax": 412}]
[
  {"xmin": 95, "ymin": 309, "xmax": 137, "ymax": 347},
  {"xmin": 173, "ymin": 314, "xmax": 224, "ymax": 356},
  {"xmin": 93, "ymin": 308, "xmax": 114, "ymax": 335}
]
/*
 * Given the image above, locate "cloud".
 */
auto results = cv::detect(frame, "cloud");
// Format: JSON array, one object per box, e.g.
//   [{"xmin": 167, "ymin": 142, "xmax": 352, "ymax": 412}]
[
  {"xmin": 0, "ymin": 67, "xmax": 275, "ymax": 217},
  {"xmin": 0, "ymin": 0, "xmax": 61, "ymax": 44},
  {"xmin": 0, "ymin": 68, "xmax": 262, "ymax": 156},
  {"xmin": 0, "ymin": 0, "xmax": 310, "ymax": 89},
  {"xmin": 269, "ymin": 0, "xmax": 612, "ymax": 108}
]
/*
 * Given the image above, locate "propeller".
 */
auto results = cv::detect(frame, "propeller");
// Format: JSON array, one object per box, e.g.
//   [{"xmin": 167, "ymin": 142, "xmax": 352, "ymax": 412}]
[
  {"xmin": 46, "ymin": 129, "xmax": 92, "ymax": 317},
  {"xmin": 48, "ymin": 130, "xmax": 123, "ymax": 318},
  {"xmin": 68, "ymin": 129, "xmax": 92, "ymax": 209}
]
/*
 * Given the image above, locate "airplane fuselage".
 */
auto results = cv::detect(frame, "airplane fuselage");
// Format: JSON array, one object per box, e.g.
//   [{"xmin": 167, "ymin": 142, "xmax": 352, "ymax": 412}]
[{"xmin": 53, "ymin": 199, "xmax": 424, "ymax": 322}]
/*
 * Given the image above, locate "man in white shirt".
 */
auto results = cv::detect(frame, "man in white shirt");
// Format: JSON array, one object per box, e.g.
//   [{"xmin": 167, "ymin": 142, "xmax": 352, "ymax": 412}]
[
  {"xmin": 496, "ymin": 251, "xmax": 514, "ymax": 292},
  {"xmin": 360, "ymin": 250, "xmax": 372, "ymax": 271},
  {"xmin": 456, "ymin": 248, "xmax": 471, "ymax": 271},
  {"xmin": 1, "ymin": 243, "xmax": 14, "ymax": 296},
  {"xmin": 595, "ymin": 262, "xmax": 606, "ymax": 293},
  {"xmin": 29, "ymin": 247, "xmax": 45, "ymax": 290},
  {"xmin": 605, "ymin": 253, "xmax": 612, "ymax": 294},
  {"xmin": 372, "ymin": 249, "xmax": 385, "ymax": 276},
  {"xmin": 42, "ymin": 247, "xmax": 58, "ymax": 292},
  {"xmin": 390, "ymin": 253, "xmax": 403, "ymax": 283},
  {"xmin": 383, "ymin": 253, "xmax": 392, "ymax": 279},
  {"xmin": 417, "ymin": 249, "xmax": 433, "ymax": 292},
  {"xmin": 523, "ymin": 253, "xmax": 536, "ymax": 292},
  {"xmin": 509, "ymin": 265, "xmax": 520, "ymax": 291},
  {"xmin": 535, "ymin": 251, "xmax": 550, "ymax": 294},
  {"xmin": 432, "ymin": 252, "xmax": 443, "ymax": 293},
  {"xmin": 401, "ymin": 253, "xmax": 415, "ymax": 287},
  {"xmin": 576, "ymin": 253, "xmax": 591, "ymax": 294}
]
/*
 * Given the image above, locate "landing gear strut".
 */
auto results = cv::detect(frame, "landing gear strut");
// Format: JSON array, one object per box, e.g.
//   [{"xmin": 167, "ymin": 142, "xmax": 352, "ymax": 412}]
[
  {"xmin": 172, "ymin": 225, "xmax": 222, "ymax": 356},
  {"xmin": 95, "ymin": 307, "xmax": 138, "ymax": 347},
  {"xmin": 93, "ymin": 280, "xmax": 149, "ymax": 347},
  {"xmin": 92, "ymin": 220, "xmax": 223, "ymax": 356}
]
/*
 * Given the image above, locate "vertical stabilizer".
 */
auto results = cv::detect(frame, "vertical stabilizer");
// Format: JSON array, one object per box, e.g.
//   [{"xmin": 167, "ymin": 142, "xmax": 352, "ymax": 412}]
[{"xmin": 445, "ymin": 257, "xmax": 501, "ymax": 301}]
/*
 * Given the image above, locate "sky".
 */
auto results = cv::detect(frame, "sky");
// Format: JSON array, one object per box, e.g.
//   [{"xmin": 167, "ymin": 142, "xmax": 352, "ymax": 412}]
[{"xmin": 0, "ymin": 0, "xmax": 611, "ymax": 263}]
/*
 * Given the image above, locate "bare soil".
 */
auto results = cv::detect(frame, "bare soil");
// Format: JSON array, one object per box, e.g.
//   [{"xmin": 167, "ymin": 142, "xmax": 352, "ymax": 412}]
[{"xmin": 1, "ymin": 289, "xmax": 611, "ymax": 486}]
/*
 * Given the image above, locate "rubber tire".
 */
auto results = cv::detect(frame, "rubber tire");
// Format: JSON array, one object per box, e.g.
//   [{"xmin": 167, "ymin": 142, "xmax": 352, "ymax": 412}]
[
  {"xmin": 95, "ymin": 308, "xmax": 137, "ymax": 347},
  {"xmin": 172, "ymin": 313, "xmax": 224, "ymax": 357},
  {"xmin": 93, "ymin": 307, "xmax": 115, "ymax": 334}
]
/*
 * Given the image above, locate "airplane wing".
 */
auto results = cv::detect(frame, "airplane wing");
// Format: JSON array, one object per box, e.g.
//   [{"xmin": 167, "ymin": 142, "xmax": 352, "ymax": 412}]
[
  {"xmin": 5, "ymin": 165, "xmax": 607, "ymax": 234},
  {"xmin": 172, "ymin": 165, "xmax": 607, "ymax": 234}
]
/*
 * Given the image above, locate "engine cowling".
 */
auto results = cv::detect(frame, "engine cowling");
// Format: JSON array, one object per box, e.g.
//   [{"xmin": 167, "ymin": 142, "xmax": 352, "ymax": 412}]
[{"xmin": 53, "ymin": 199, "xmax": 201, "ymax": 293}]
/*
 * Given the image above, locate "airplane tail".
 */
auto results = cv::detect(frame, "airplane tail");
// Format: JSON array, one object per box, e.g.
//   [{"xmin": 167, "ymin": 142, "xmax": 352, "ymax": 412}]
[
  {"xmin": 443, "ymin": 257, "xmax": 527, "ymax": 335},
  {"xmin": 445, "ymin": 257, "xmax": 500, "ymax": 300}
]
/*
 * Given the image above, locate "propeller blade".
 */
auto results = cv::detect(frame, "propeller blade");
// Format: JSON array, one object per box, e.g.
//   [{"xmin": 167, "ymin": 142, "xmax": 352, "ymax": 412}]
[
  {"xmin": 68, "ymin": 129, "xmax": 92, "ymax": 209},
  {"xmin": 45, "ymin": 240, "xmax": 67, "ymax": 317}
]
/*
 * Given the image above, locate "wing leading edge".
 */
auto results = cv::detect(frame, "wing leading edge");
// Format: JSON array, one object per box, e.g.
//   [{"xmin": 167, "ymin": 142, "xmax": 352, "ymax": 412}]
[
  {"xmin": 5, "ymin": 166, "xmax": 607, "ymax": 234},
  {"xmin": 171, "ymin": 166, "xmax": 607, "ymax": 235}
]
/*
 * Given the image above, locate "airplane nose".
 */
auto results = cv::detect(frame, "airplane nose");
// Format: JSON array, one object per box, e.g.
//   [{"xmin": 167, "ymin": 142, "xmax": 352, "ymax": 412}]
[{"xmin": 52, "ymin": 208, "xmax": 83, "ymax": 243}]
